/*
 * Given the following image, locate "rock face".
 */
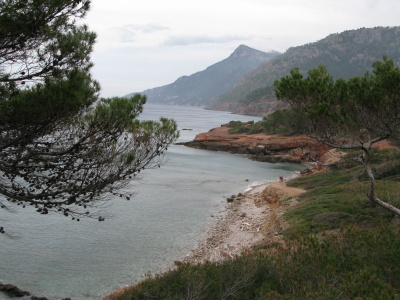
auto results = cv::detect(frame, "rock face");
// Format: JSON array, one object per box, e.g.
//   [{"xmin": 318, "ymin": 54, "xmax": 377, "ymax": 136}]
[{"xmin": 179, "ymin": 125, "xmax": 331, "ymax": 163}]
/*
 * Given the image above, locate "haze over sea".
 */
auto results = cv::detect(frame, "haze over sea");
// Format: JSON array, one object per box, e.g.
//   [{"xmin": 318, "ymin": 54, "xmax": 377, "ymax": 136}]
[{"xmin": 0, "ymin": 104, "xmax": 305, "ymax": 300}]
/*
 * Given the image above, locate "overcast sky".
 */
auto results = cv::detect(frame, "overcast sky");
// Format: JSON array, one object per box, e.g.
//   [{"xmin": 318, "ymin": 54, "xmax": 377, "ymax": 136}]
[{"xmin": 85, "ymin": 0, "xmax": 400, "ymax": 98}]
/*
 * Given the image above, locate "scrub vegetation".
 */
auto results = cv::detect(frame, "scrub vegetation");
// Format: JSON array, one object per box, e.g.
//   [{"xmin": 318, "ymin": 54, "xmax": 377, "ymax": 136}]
[{"xmin": 111, "ymin": 148, "xmax": 400, "ymax": 300}]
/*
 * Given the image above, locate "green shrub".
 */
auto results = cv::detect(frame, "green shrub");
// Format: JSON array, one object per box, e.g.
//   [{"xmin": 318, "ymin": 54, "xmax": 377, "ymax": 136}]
[
  {"xmin": 227, "ymin": 109, "xmax": 307, "ymax": 136},
  {"xmin": 260, "ymin": 109, "xmax": 307, "ymax": 135}
]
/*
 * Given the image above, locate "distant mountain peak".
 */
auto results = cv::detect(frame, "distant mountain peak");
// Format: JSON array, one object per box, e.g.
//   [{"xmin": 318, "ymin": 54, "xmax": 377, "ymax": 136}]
[
  {"xmin": 125, "ymin": 45, "xmax": 281, "ymax": 107},
  {"xmin": 229, "ymin": 45, "xmax": 280, "ymax": 62},
  {"xmin": 211, "ymin": 26, "xmax": 400, "ymax": 116},
  {"xmin": 230, "ymin": 44, "xmax": 259, "ymax": 57}
]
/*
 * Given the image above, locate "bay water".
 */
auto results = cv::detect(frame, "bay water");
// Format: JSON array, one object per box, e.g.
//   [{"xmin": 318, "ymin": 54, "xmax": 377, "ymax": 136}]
[{"xmin": 0, "ymin": 105, "xmax": 305, "ymax": 299}]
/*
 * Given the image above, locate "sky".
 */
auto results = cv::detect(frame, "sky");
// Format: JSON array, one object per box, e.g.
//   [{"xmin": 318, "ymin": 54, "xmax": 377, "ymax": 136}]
[{"xmin": 84, "ymin": 0, "xmax": 400, "ymax": 98}]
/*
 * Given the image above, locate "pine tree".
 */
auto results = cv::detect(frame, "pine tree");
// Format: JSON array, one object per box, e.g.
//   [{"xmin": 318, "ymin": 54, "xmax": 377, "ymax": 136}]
[
  {"xmin": 0, "ymin": 0, "xmax": 179, "ymax": 232},
  {"xmin": 275, "ymin": 57, "xmax": 400, "ymax": 216}
]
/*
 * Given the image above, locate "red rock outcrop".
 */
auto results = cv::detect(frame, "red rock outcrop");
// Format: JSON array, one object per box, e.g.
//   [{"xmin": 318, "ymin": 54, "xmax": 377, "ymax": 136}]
[{"xmin": 179, "ymin": 125, "xmax": 331, "ymax": 164}]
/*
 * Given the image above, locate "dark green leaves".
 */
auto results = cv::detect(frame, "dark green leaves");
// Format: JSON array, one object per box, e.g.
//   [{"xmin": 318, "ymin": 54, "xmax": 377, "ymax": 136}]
[
  {"xmin": 274, "ymin": 57, "xmax": 400, "ymax": 146},
  {"xmin": 0, "ymin": 0, "xmax": 179, "ymax": 226}
]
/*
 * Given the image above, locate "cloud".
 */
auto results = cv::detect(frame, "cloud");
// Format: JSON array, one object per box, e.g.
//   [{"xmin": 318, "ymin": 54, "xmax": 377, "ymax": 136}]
[
  {"xmin": 128, "ymin": 23, "xmax": 170, "ymax": 33},
  {"xmin": 88, "ymin": 0, "xmax": 400, "ymax": 97},
  {"xmin": 163, "ymin": 34, "xmax": 251, "ymax": 46},
  {"xmin": 113, "ymin": 23, "xmax": 169, "ymax": 43},
  {"xmin": 114, "ymin": 27, "xmax": 136, "ymax": 43}
]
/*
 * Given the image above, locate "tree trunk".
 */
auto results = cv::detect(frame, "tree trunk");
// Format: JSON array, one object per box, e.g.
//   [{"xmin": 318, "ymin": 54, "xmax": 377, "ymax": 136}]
[{"xmin": 363, "ymin": 148, "xmax": 400, "ymax": 216}]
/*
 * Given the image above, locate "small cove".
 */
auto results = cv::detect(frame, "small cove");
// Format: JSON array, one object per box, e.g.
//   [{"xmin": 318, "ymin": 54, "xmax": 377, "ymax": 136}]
[{"xmin": 0, "ymin": 105, "xmax": 305, "ymax": 299}]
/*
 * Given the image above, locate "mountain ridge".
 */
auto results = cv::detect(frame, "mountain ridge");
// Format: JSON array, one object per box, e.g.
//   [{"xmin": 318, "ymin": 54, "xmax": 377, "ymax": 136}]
[
  {"xmin": 125, "ymin": 45, "xmax": 281, "ymax": 106},
  {"xmin": 210, "ymin": 26, "xmax": 400, "ymax": 115}
]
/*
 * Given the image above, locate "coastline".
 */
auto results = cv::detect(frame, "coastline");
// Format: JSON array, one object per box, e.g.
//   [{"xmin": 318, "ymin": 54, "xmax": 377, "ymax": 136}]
[
  {"xmin": 103, "ymin": 122, "xmax": 399, "ymax": 299},
  {"xmin": 181, "ymin": 178, "xmax": 306, "ymax": 265},
  {"xmin": 104, "ymin": 121, "xmax": 335, "ymax": 299},
  {"xmin": 177, "ymin": 126, "xmax": 328, "ymax": 263},
  {"xmin": 104, "ymin": 177, "xmax": 306, "ymax": 300},
  {"xmin": 178, "ymin": 125, "xmax": 332, "ymax": 164},
  {"xmin": 178, "ymin": 140, "xmax": 351, "ymax": 266}
]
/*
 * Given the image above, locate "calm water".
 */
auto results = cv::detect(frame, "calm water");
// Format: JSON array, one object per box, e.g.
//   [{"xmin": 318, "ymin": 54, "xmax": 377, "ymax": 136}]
[{"xmin": 0, "ymin": 105, "xmax": 305, "ymax": 299}]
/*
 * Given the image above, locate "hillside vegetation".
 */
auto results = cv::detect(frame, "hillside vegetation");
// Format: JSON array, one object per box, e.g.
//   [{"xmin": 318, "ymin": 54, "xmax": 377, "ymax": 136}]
[
  {"xmin": 109, "ymin": 146, "xmax": 400, "ymax": 299},
  {"xmin": 227, "ymin": 109, "xmax": 307, "ymax": 136},
  {"xmin": 211, "ymin": 26, "xmax": 400, "ymax": 115}
]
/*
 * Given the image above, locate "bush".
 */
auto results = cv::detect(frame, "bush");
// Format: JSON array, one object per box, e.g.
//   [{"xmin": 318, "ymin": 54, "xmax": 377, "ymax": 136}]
[
  {"xmin": 260, "ymin": 109, "xmax": 307, "ymax": 135},
  {"xmin": 227, "ymin": 109, "xmax": 307, "ymax": 136}
]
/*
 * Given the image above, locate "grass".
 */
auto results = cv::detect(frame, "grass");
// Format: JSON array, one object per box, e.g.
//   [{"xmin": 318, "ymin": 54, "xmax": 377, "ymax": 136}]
[
  {"xmin": 284, "ymin": 149, "xmax": 400, "ymax": 236},
  {"xmin": 110, "ymin": 148, "xmax": 400, "ymax": 300},
  {"xmin": 284, "ymin": 174, "xmax": 400, "ymax": 236}
]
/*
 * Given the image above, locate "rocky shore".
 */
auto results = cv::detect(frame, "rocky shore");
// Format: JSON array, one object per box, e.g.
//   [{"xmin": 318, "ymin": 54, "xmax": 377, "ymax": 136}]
[
  {"xmin": 181, "ymin": 180, "xmax": 306, "ymax": 264},
  {"xmin": 0, "ymin": 281, "xmax": 71, "ymax": 300},
  {"xmin": 176, "ymin": 126, "xmax": 399, "ymax": 265},
  {"xmin": 104, "ymin": 179, "xmax": 307, "ymax": 300},
  {"xmin": 104, "ymin": 127, "xmax": 341, "ymax": 299},
  {"xmin": 177, "ymin": 124, "xmax": 332, "ymax": 164}
]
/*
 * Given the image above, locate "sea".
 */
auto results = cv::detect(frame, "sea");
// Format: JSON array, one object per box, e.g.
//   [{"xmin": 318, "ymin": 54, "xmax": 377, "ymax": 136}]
[{"xmin": 0, "ymin": 104, "xmax": 305, "ymax": 299}]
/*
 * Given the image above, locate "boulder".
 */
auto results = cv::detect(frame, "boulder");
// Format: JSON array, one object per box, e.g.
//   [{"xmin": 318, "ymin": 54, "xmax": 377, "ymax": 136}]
[{"xmin": 0, "ymin": 282, "xmax": 30, "ymax": 297}]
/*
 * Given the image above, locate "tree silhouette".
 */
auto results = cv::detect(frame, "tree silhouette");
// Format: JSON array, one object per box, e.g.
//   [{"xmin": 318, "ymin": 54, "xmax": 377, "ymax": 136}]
[{"xmin": 0, "ymin": 0, "xmax": 179, "ymax": 233}]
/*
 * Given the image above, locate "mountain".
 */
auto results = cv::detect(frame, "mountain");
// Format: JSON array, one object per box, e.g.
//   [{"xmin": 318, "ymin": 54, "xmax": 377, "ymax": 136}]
[
  {"xmin": 210, "ymin": 26, "xmax": 400, "ymax": 115},
  {"xmin": 125, "ymin": 45, "xmax": 281, "ymax": 106}
]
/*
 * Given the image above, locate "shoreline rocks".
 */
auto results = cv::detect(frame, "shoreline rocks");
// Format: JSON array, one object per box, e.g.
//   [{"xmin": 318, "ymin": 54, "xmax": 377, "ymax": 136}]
[
  {"xmin": 182, "ymin": 181, "xmax": 306, "ymax": 265},
  {"xmin": 0, "ymin": 281, "xmax": 71, "ymax": 300},
  {"xmin": 177, "ymin": 125, "xmax": 331, "ymax": 164},
  {"xmin": 103, "ymin": 180, "xmax": 306, "ymax": 300},
  {"xmin": 0, "ymin": 282, "xmax": 30, "ymax": 297}
]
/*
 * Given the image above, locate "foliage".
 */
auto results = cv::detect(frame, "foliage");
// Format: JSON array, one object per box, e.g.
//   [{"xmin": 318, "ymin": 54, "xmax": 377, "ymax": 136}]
[
  {"xmin": 274, "ymin": 57, "xmax": 400, "ymax": 146},
  {"xmin": 274, "ymin": 57, "xmax": 400, "ymax": 216},
  {"xmin": 227, "ymin": 120, "xmax": 262, "ymax": 134},
  {"xmin": 260, "ymin": 109, "xmax": 307, "ymax": 135},
  {"xmin": 285, "ymin": 152, "xmax": 400, "ymax": 235},
  {"xmin": 114, "ymin": 228, "xmax": 400, "ymax": 300},
  {"xmin": 227, "ymin": 109, "xmax": 307, "ymax": 136},
  {"xmin": 239, "ymin": 85, "xmax": 275, "ymax": 105},
  {"xmin": 0, "ymin": 0, "xmax": 179, "ymax": 230}
]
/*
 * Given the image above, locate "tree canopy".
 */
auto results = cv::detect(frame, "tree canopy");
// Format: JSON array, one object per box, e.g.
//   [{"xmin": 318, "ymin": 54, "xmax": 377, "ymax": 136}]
[
  {"xmin": 0, "ymin": 0, "xmax": 179, "ymax": 232},
  {"xmin": 274, "ymin": 57, "xmax": 400, "ymax": 216}
]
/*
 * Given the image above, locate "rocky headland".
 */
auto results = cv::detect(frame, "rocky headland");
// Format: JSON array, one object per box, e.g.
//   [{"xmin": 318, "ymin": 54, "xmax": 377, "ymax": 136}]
[{"xmin": 178, "ymin": 124, "xmax": 333, "ymax": 165}]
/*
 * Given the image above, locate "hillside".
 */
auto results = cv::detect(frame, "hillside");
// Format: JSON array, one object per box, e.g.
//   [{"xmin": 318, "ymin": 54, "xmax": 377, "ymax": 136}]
[
  {"xmin": 210, "ymin": 26, "xmax": 400, "ymax": 115},
  {"xmin": 125, "ymin": 45, "xmax": 280, "ymax": 106}
]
